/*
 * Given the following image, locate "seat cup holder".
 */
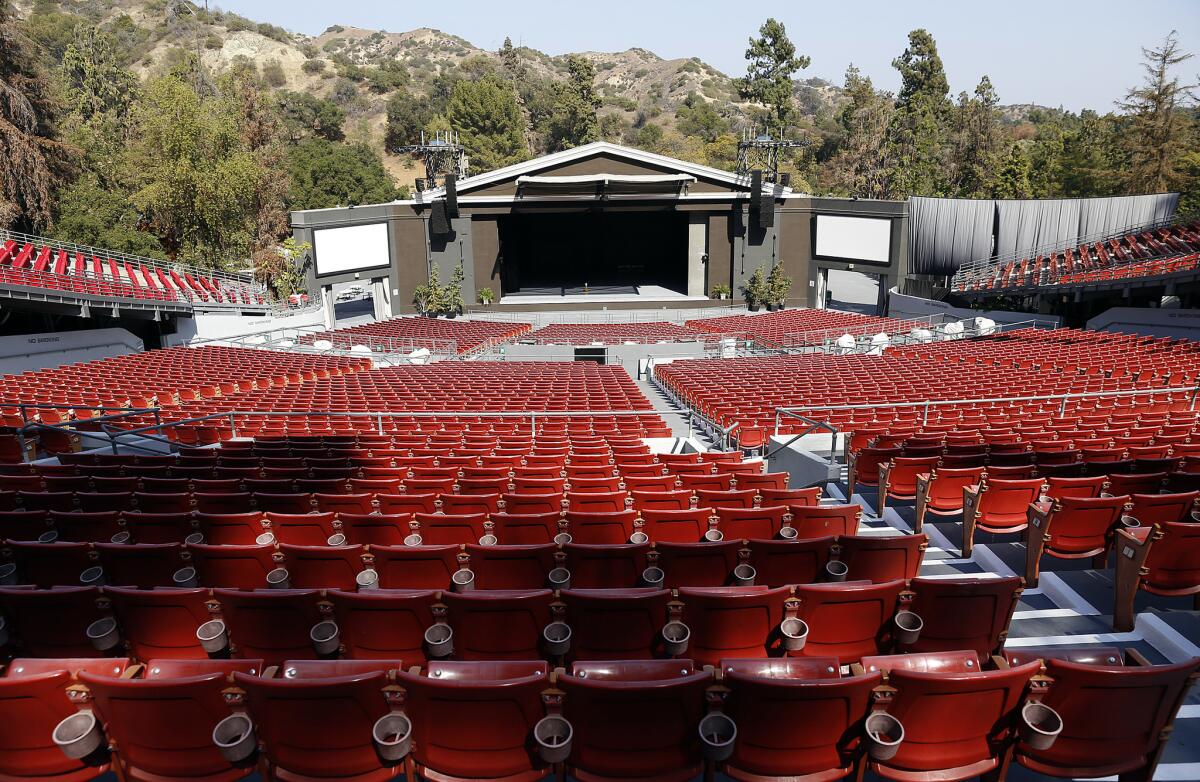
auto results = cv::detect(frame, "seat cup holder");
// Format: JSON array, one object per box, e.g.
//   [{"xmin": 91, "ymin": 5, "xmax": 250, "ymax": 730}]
[
  {"xmin": 780, "ymin": 618, "xmax": 809, "ymax": 651},
  {"xmin": 732, "ymin": 564, "xmax": 756, "ymax": 586},
  {"xmin": 641, "ymin": 566, "xmax": 665, "ymax": 589},
  {"xmin": 894, "ymin": 611, "xmax": 923, "ymax": 645},
  {"xmin": 542, "ymin": 621, "xmax": 572, "ymax": 656},
  {"xmin": 310, "ymin": 620, "xmax": 340, "ymax": 655},
  {"xmin": 196, "ymin": 619, "xmax": 229, "ymax": 654},
  {"xmin": 255, "ymin": 532, "xmax": 276, "ymax": 546},
  {"xmin": 698, "ymin": 713, "xmax": 737, "ymax": 761},
  {"xmin": 110, "ymin": 531, "xmax": 131, "ymax": 545},
  {"xmin": 662, "ymin": 621, "xmax": 690, "ymax": 656},
  {"xmin": 184, "ymin": 532, "xmax": 205, "ymax": 545},
  {"xmin": 265, "ymin": 568, "xmax": 290, "ymax": 589},
  {"xmin": 79, "ymin": 566, "xmax": 105, "ymax": 587},
  {"xmin": 356, "ymin": 569, "xmax": 380, "ymax": 591},
  {"xmin": 37, "ymin": 530, "xmax": 59, "ymax": 544},
  {"xmin": 52, "ymin": 710, "xmax": 104, "ymax": 760},
  {"xmin": 703, "ymin": 529, "xmax": 724, "ymax": 542},
  {"xmin": 327, "ymin": 533, "xmax": 347, "ymax": 547},
  {"xmin": 212, "ymin": 713, "xmax": 256, "ymax": 763},
  {"xmin": 778, "ymin": 525, "xmax": 798, "ymax": 540},
  {"xmin": 553, "ymin": 532, "xmax": 572, "ymax": 545},
  {"xmin": 478, "ymin": 534, "xmax": 498, "ymax": 546},
  {"xmin": 629, "ymin": 531, "xmax": 649, "ymax": 544},
  {"xmin": 372, "ymin": 713, "xmax": 412, "ymax": 762},
  {"xmin": 0, "ymin": 562, "xmax": 15, "ymax": 585},
  {"xmin": 825, "ymin": 560, "xmax": 849, "ymax": 582},
  {"xmin": 403, "ymin": 533, "xmax": 423, "ymax": 547},
  {"xmin": 865, "ymin": 713, "xmax": 904, "ymax": 760},
  {"xmin": 1120, "ymin": 515, "xmax": 1141, "ymax": 529},
  {"xmin": 1020, "ymin": 702, "xmax": 1063, "ymax": 750},
  {"xmin": 451, "ymin": 569, "xmax": 475, "ymax": 592},
  {"xmin": 424, "ymin": 624, "xmax": 454, "ymax": 658},
  {"xmin": 86, "ymin": 617, "xmax": 121, "ymax": 651},
  {"xmin": 548, "ymin": 567, "xmax": 571, "ymax": 590},
  {"xmin": 534, "ymin": 715, "xmax": 573, "ymax": 764},
  {"xmin": 173, "ymin": 567, "xmax": 199, "ymax": 588}
]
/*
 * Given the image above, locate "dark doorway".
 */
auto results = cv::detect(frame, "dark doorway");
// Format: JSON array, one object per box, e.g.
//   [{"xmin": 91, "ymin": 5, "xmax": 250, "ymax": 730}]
[{"xmin": 498, "ymin": 211, "xmax": 687, "ymax": 296}]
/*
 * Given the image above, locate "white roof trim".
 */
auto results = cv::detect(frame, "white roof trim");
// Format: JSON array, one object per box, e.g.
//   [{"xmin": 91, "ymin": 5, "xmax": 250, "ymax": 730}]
[
  {"xmin": 517, "ymin": 173, "xmax": 694, "ymax": 186},
  {"xmin": 419, "ymin": 141, "xmax": 794, "ymax": 199}
]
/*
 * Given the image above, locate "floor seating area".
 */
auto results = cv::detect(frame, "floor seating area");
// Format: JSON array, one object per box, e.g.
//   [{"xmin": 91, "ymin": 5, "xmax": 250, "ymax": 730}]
[
  {"xmin": 657, "ymin": 327, "xmax": 1200, "ymax": 447},
  {"xmin": 0, "ymin": 238, "xmax": 265, "ymax": 307},
  {"xmin": 524, "ymin": 321, "xmax": 705, "ymax": 345},
  {"xmin": 954, "ymin": 221, "xmax": 1200, "ymax": 292},
  {"xmin": 685, "ymin": 308, "xmax": 911, "ymax": 347},
  {"xmin": 299, "ymin": 316, "xmax": 532, "ymax": 355}
]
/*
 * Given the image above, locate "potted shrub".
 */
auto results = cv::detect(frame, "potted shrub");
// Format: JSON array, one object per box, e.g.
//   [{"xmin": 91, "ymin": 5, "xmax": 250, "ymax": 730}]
[
  {"xmin": 743, "ymin": 268, "xmax": 768, "ymax": 312},
  {"xmin": 478, "ymin": 288, "xmax": 496, "ymax": 306},
  {"xmin": 412, "ymin": 280, "xmax": 440, "ymax": 316},
  {"xmin": 766, "ymin": 262, "xmax": 792, "ymax": 310},
  {"xmin": 710, "ymin": 283, "xmax": 731, "ymax": 300},
  {"xmin": 443, "ymin": 263, "xmax": 466, "ymax": 318}
]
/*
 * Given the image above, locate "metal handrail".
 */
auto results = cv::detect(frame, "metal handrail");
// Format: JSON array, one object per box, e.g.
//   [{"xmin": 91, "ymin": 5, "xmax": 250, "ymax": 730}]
[
  {"xmin": 950, "ymin": 216, "xmax": 1189, "ymax": 289},
  {"xmin": 0, "ymin": 228, "xmax": 258, "ymax": 287},
  {"xmin": 766, "ymin": 410, "xmax": 840, "ymax": 463}
]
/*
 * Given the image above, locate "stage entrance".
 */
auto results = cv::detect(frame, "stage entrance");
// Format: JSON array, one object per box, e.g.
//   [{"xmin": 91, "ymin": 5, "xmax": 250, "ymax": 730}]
[{"xmin": 498, "ymin": 211, "xmax": 688, "ymax": 297}]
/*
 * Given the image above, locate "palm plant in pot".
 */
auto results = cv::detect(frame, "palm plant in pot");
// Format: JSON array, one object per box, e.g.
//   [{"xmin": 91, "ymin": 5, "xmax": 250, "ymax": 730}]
[
  {"xmin": 743, "ymin": 268, "xmax": 768, "ymax": 312},
  {"xmin": 478, "ymin": 288, "xmax": 496, "ymax": 306},
  {"xmin": 766, "ymin": 262, "xmax": 792, "ymax": 310},
  {"xmin": 710, "ymin": 283, "xmax": 731, "ymax": 300}
]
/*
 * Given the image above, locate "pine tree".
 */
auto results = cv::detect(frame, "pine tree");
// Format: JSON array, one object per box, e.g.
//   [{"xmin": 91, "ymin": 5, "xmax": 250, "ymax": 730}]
[
  {"xmin": 824, "ymin": 65, "xmax": 897, "ymax": 198},
  {"xmin": 545, "ymin": 56, "xmax": 599, "ymax": 151},
  {"xmin": 0, "ymin": 0, "xmax": 71, "ymax": 230},
  {"xmin": 951, "ymin": 75, "xmax": 1001, "ymax": 197},
  {"xmin": 887, "ymin": 29, "xmax": 952, "ymax": 196},
  {"xmin": 990, "ymin": 143, "xmax": 1033, "ymax": 199},
  {"xmin": 446, "ymin": 76, "xmax": 530, "ymax": 172},
  {"xmin": 737, "ymin": 18, "xmax": 809, "ymax": 136},
  {"xmin": 1117, "ymin": 30, "xmax": 1197, "ymax": 193}
]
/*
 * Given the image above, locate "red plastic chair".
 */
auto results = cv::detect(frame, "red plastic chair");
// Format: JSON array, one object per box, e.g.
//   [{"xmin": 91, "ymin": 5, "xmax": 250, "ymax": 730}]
[
  {"xmin": 746, "ymin": 536, "xmax": 835, "ymax": 587},
  {"xmin": 187, "ymin": 543, "xmax": 278, "ymax": 590},
  {"xmin": 559, "ymin": 587, "xmax": 672, "ymax": 661},
  {"xmin": 677, "ymin": 585, "xmax": 790, "ymax": 666},
  {"xmin": 562, "ymin": 543, "xmax": 650, "ymax": 589},
  {"xmin": 326, "ymin": 588, "xmax": 437, "ymax": 663},
  {"xmin": 1113, "ymin": 521, "xmax": 1200, "ymax": 630},
  {"xmin": 961, "ymin": 476, "xmax": 1045, "ymax": 557},
  {"xmin": 279, "ymin": 543, "xmax": 366, "ymax": 590},
  {"xmin": 395, "ymin": 662, "xmax": 551, "ymax": 782},
  {"xmin": 791, "ymin": 580, "xmax": 905, "ymax": 662},
  {"xmin": 835, "ymin": 534, "xmax": 927, "ymax": 582},
  {"xmin": 105, "ymin": 586, "xmax": 215, "ymax": 659},
  {"xmin": 490, "ymin": 512, "xmax": 562, "ymax": 545},
  {"xmin": 564, "ymin": 509, "xmax": 638, "ymax": 545},
  {"xmin": 466, "ymin": 543, "xmax": 558, "ymax": 590},
  {"xmin": 789, "ymin": 504, "xmax": 861, "ymax": 538},
  {"xmin": 0, "ymin": 586, "xmax": 105, "ymax": 657},
  {"xmin": 441, "ymin": 589, "xmax": 555, "ymax": 660},
  {"xmin": 1024, "ymin": 495, "xmax": 1128, "ymax": 586},
  {"xmin": 913, "ymin": 466, "xmax": 985, "ymax": 532},
  {"xmin": 371, "ymin": 544, "xmax": 463, "ymax": 590},
  {"xmin": 558, "ymin": 660, "xmax": 711, "ymax": 780},
  {"xmin": 900, "ymin": 576, "xmax": 1022, "ymax": 658},
  {"xmin": 629, "ymin": 489, "xmax": 693, "ymax": 512},
  {"xmin": 213, "ymin": 589, "xmax": 325, "ymax": 666},
  {"xmin": 878, "ymin": 456, "xmax": 942, "ymax": 514},
  {"xmin": 655, "ymin": 540, "xmax": 743, "ymax": 587},
  {"xmin": 713, "ymin": 505, "xmax": 787, "ymax": 540}
]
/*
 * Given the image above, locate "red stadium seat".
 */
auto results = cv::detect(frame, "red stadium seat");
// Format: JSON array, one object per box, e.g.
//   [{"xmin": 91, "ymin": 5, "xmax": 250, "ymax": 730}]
[
  {"xmin": 655, "ymin": 540, "xmax": 744, "ymax": 587},
  {"xmin": 791, "ymin": 580, "xmax": 906, "ymax": 662},
  {"xmin": 187, "ymin": 543, "xmax": 278, "ymax": 590},
  {"xmin": 326, "ymin": 588, "xmax": 437, "ymax": 663},
  {"xmin": 105, "ymin": 586, "xmax": 215, "ymax": 659},
  {"xmin": 441, "ymin": 589, "xmax": 555, "ymax": 660},
  {"xmin": 1025, "ymin": 495, "xmax": 1128, "ymax": 586},
  {"xmin": 562, "ymin": 543, "xmax": 650, "ymax": 589},
  {"xmin": 1113, "ymin": 521, "xmax": 1200, "ymax": 630},
  {"xmin": 835, "ymin": 534, "xmax": 927, "ymax": 582},
  {"xmin": 279, "ymin": 543, "xmax": 366, "ymax": 590},
  {"xmin": 638, "ymin": 507, "xmax": 713, "ymax": 543},
  {"xmin": 961, "ymin": 477, "xmax": 1044, "ymax": 557},
  {"xmin": 789, "ymin": 503, "xmax": 861, "ymax": 538},
  {"xmin": 371, "ymin": 544, "xmax": 463, "ymax": 590},
  {"xmin": 900, "ymin": 576, "xmax": 1022, "ymax": 658},
  {"xmin": 466, "ymin": 543, "xmax": 558, "ymax": 590},
  {"xmin": 913, "ymin": 466, "xmax": 985, "ymax": 532},
  {"xmin": 213, "ymin": 589, "xmax": 325, "ymax": 665},
  {"xmin": 745, "ymin": 536, "xmax": 835, "ymax": 587},
  {"xmin": 713, "ymin": 505, "xmax": 787, "ymax": 540},
  {"xmin": 0, "ymin": 586, "xmax": 106, "ymax": 657},
  {"xmin": 677, "ymin": 585, "xmax": 791, "ymax": 666}
]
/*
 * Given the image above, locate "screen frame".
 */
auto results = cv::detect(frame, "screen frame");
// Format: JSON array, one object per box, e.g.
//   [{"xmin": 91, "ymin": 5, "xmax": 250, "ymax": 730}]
[
  {"xmin": 814, "ymin": 214, "xmax": 894, "ymax": 266},
  {"xmin": 312, "ymin": 221, "xmax": 392, "ymax": 278}
]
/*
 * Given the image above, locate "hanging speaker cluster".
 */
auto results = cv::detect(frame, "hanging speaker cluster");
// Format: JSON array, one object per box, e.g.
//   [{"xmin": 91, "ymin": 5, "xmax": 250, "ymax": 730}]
[
  {"xmin": 749, "ymin": 170, "xmax": 774, "ymax": 229},
  {"xmin": 429, "ymin": 176, "xmax": 460, "ymax": 235}
]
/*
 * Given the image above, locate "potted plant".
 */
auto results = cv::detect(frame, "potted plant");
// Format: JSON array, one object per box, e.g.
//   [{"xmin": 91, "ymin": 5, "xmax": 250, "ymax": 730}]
[
  {"xmin": 766, "ymin": 262, "xmax": 792, "ymax": 310},
  {"xmin": 412, "ymin": 280, "xmax": 438, "ymax": 316},
  {"xmin": 743, "ymin": 268, "xmax": 768, "ymax": 312},
  {"xmin": 444, "ymin": 263, "xmax": 465, "ymax": 318},
  {"xmin": 478, "ymin": 288, "xmax": 496, "ymax": 306},
  {"xmin": 710, "ymin": 283, "xmax": 731, "ymax": 300}
]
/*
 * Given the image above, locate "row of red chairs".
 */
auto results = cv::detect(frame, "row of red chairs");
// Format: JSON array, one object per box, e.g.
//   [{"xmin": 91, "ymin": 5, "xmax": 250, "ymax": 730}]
[
  {"xmin": 526, "ymin": 320, "xmax": 706, "ymax": 345},
  {"xmin": 3, "ymin": 576, "xmax": 994, "ymax": 665},
  {"xmin": 6, "ymin": 650, "xmax": 1194, "ymax": 782},
  {"xmin": 298, "ymin": 316, "xmax": 532, "ymax": 355},
  {"xmin": 0, "ymin": 533, "xmax": 927, "ymax": 591},
  {"xmin": 685, "ymin": 308, "xmax": 911, "ymax": 347}
]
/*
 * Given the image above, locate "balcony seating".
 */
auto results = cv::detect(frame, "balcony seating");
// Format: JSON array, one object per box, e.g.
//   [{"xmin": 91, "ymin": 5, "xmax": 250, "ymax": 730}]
[{"xmin": 299, "ymin": 316, "xmax": 531, "ymax": 355}]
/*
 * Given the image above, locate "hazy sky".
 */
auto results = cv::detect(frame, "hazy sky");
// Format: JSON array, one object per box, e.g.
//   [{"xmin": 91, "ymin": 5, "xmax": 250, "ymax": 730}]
[{"xmin": 214, "ymin": 0, "xmax": 1199, "ymax": 111}]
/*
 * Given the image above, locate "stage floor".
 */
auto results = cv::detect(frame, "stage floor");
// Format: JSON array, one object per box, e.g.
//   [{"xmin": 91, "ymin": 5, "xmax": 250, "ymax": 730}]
[{"xmin": 499, "ymin": 285, "xmax": 702, "ymax": 304}]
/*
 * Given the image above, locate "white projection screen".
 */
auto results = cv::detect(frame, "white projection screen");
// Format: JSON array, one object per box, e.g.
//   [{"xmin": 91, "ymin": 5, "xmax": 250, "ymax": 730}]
[
  {"xmin": 313, "ymin": 222, "xmax": 391, "ymax": 276},
  {"xmin": 815, "ymin": 215, "xmax": 892, "ymax": 265}
]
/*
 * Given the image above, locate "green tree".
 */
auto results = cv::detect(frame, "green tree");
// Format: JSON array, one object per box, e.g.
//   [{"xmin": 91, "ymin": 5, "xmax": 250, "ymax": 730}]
[
  {"xmin": 1117, "ymin": 31, "xmax": 1197, "ymax": 193},
  {"xmin": 990, "ymin": 143, "xmax": 1033, "ymax": 199},
  {"xmin": 675, "ymin": 92, "xmax": 728, "ymax": 142},
  {"xmin": 544, "ymin": 55, "xmax": 600, "ymax": 151},
  {"xmin": 824, "ymin": 65, "xmax": 897, "ymax": 198},
  {"xmin": 385, "ymin": 89, "xmax": 436, "ymax": 148},
  {"xmin": 0, "ymin": 0, "xmax": 71, "ymax": 230},
  {"xmin": 60, "ymin": 24, "xmax": 137, "ymax": 123},
  {"xmin": 287, "ymin": 138, "xmax": 399, "ymax": 210},
  {"xmin": 737, "ymin": 18, "xmax": 809, "ymax": 135},
  {"xmin": 123, "ymin": 72, "xmax": 267, "ymax": 267},
  {"xmin": 446, "ymin": 76, "xmax": 529, "ymax": 172},
  {"xmin": 631, "ymin": 122, "xmax": 664, "ymax": 152},
  {"xmin": 951, "ymin": 75, "xmax": 1002, "ymax": 197},
  {"xmin": 887, "ymin": 29, "xmax": 953, "ymax": 196},
  {"xmin": 277, "ymin": 91, "xmax": 345, "ymax": 142}
]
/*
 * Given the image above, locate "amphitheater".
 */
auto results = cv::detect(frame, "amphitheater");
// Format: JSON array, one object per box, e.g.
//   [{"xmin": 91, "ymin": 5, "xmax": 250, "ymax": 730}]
[{"xmin": 0, "ymin": 146, "xmax": 1197, "ymax": 782}]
